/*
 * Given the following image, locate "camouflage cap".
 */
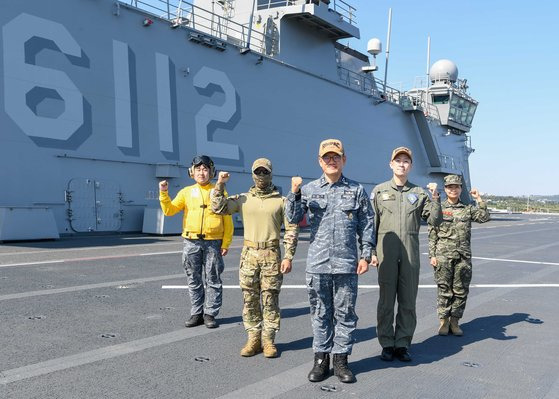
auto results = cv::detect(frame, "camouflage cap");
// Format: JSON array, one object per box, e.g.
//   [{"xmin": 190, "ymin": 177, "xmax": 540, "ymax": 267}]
[
  {"xmin": 391, "ymin": 146, "xmax": 413, "ymax": 162},
  {"xmin": 444, "ymin": 174, "xmax": 462, "ymax": 186},
  {"xmin": 319, "ymin": 139, "xmax": 344, "ymax": 157},
  {"xmin": 251, "ymin": 158, "xmax": 272, "ymax": 172}
]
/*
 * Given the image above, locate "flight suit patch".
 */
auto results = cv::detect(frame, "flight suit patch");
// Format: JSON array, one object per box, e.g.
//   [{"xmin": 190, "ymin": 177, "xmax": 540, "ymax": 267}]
[
  {"xmin": 407, "ymin": 193, "xmax": 418, "ymax": 204},
  {"xmin": 381, "ymin": 193, "xmax": 395, "ymax": 201}
]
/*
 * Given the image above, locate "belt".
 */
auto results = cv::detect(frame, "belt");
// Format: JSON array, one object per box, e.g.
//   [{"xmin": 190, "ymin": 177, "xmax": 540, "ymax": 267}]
[
  {"xmin": 185, "ymin": 232, "xmax": 206, "ymax": 240},
  {"xmin": 243, "ymin": 239, "xmax": 279, "ymax": 249}
]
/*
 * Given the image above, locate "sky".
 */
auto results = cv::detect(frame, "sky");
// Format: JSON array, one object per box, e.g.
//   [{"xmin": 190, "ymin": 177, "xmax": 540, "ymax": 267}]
[{"xmin": 342, "ymin": 0, "xmax": 559, "ymax": 196}]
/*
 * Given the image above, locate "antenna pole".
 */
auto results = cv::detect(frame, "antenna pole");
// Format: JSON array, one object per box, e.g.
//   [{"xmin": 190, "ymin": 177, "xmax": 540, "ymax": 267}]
[
  {"xmin": 383, "ymin": 8, "xmax": 392, "ymax": 94},
  {"xmin": 426, "ymin": 36, "xmax": 431, "ymax": 88},
  {"xmin": 246, "ymin": 0, "xmax": 257, "ymax": 50}
]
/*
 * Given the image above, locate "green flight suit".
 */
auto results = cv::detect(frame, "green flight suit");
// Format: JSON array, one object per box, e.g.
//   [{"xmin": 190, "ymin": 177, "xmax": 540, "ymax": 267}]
[{"xmin": 372, "ymin": 179, "xmax": 442, "ymax": 349}]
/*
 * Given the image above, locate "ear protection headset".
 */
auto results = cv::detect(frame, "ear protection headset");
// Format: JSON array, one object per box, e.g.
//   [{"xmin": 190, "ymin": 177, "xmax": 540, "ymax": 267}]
[{"xmin": 188, "ymin": 155, "xmax": 215, "ymax": 179}]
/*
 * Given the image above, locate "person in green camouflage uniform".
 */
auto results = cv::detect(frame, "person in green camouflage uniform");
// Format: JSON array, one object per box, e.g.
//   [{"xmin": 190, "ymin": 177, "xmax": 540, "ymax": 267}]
[
  {"xmin": 211, "ymin": 158, "xmax": 298, "ymax": 358},
  {"xmin": 428, "ymin": 174, "xmax": 490, "ymax": 336}
]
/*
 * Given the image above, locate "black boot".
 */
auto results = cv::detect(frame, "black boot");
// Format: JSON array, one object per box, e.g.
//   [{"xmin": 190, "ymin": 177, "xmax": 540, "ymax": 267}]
[
  {"xmin": 308, "ymin": 352, "xmax": 330, "ymax": 382},
  {"xmin": 333, "ymin": 354, "xmax": 356, "ymax": 383},
  {"xmin": 184, "ymin": 314, "xmax": 203, "ymax": 328}
]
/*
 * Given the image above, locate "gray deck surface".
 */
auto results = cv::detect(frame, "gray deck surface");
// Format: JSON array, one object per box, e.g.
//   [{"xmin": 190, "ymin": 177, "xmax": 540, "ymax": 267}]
[{"xmin": 1, "ymin": 214, "xmax": 558, "ymax": 398}]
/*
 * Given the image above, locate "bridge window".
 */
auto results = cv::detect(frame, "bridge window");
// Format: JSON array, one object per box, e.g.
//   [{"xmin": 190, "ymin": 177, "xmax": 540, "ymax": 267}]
[{"xmin": 432, "ymin": 94, "xmax": 449, "ymax": 104}]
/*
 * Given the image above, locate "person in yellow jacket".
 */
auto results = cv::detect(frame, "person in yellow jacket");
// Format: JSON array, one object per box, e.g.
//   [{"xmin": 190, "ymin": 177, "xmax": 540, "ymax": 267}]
[{"xmin": 159, "ymin": 155, "xmax": 233, "ymax": 329}]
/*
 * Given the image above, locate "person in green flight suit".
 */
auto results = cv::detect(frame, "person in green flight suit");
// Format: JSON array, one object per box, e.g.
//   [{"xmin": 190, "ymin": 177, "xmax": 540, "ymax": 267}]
[{"xmin": 371, "ymin": 146, "xmax": 442, "ymax": 362}]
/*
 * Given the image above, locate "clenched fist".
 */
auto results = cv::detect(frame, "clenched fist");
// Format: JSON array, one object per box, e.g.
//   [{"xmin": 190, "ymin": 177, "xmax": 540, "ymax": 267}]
[
  {"xmin": 217, "ymin": 171, "xmax": 230, "ymax": 184},
  {"xmin": 427, "ymin": 182, "xmax": 439, "ymax": 199},
  {"xmin": 159, "ymin": 180, "xmax": 168, "ymax": 191},
  {"xmin": 291, "ymin": 176, "xmax": 303, "ymax": 193},
  {"xmin": 470, "ymin": 188, "xmax": 481, "ymax": 201}
]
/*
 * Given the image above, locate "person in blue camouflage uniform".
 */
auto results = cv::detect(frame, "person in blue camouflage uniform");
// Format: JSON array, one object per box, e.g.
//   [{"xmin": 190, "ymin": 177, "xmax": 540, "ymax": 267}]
[
  {"xmin": 286, "ymin": 138, "xmax": 375, "ymax": 384},
  {"xmin": 429, "ymin": 174, "xmax": 490, "ymax": 336}
]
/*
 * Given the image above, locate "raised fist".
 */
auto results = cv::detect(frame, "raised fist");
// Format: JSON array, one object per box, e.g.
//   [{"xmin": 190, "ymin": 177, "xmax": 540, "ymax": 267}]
[
  {"xmin": 217, "ymin": 171, "xmax": 230, "ymax": 184},
  {"xmin": 470, "ymin": 188, "xmax": 481, "ymax": 200},
  {"xmin": 291, "ymin": 176, "xmax": 303, "ymax": 193},
  {"xmin": 159, "ymin": 180, "xmax": 168, "ymax": 191},
  {"xmin": 427, "ymin": 182, "xmax": 439, "ymax": 198}
]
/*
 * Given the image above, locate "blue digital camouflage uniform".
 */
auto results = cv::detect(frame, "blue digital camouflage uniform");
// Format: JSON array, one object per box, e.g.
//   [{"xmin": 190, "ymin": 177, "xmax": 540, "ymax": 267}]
[
  {"xmin": 182, "ymin": 239, "xmax": 224, "ymax": 317},
  {"xmin": 428, "ymin": 198, "xmax": 490, "ymax": 319},
  {"xmin": 286, "ymin": 175, "xmax": 375, "ymax": 354}
]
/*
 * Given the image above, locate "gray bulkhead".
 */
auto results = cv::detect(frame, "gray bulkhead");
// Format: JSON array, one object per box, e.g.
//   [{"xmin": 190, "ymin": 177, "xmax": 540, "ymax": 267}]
[{"xmin": 0, "ymin": 0, "xmax": 475, "ymax": 239}]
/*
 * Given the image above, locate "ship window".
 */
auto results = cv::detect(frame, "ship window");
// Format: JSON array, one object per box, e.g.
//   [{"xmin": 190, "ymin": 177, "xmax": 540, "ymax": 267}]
[{"xmin": 432, "ymin": 94, "xmax": 449, "ymax": 104}]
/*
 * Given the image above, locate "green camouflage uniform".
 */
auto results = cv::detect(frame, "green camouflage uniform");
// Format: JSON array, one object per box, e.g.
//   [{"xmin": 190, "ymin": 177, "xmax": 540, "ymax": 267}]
[
  {"xmin": 211, "ymin": 168, "xmax": 298, "ymax": 339},
  {"xmin": 428, "ymin": 179, "xmax": 490, "ymax": 320}
]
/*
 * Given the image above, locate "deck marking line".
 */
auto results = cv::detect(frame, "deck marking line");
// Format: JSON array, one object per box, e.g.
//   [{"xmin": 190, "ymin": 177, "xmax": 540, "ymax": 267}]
[
  {"xmin": 0, "ymin": 300, "xmax": 309, "ymax": 386},
  {"xmin": 420, "ymin": 253, "xmax": 559, "ymax": 266},
  {"xmin": 163, "ymin": 284, "xmax": 559, "ymax": 290}
]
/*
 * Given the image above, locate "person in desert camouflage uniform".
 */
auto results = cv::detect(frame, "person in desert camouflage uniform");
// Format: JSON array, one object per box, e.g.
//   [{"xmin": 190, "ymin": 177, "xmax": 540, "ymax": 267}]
[
  {"xmin": 428, "ymin": 174, "xmax": 490, "ymax": 336},
  {"xmin": 211, "ymin": 158, "xmax": 298, "ymax": 358}
]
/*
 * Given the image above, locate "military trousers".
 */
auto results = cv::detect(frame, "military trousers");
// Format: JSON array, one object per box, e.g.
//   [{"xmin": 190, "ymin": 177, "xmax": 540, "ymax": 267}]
[
  {"xmin": 377, "ymin": 247, "xmax": 420, "ymax": 349},
  {"xmin": 306, "ymin": 272, "xmax": 358, "ymax": 354},
  {"xmin": 182, "ymin": 239, "xmax": 224, "ymax": 317},
  {"xmin": 239, "ymin": 245, "xmax": 283, "ymax": 337},
  {"xmin": 434, "ymin": 255, "xmax": 472, "ymax": 319}
]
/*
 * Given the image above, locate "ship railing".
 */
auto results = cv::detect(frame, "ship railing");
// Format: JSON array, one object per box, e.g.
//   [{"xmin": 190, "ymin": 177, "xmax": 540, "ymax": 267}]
[
  {"xmin": 124, "ymin": 0, "xmax": 272, "ymax": 54},
  {"xmin": 331, "ymin": 0, "xmax": 357, "ymax": 25},
  {"xmin": 257, "ymin": 0, "xmax": 357, "ymax": 25},
  {"xmin": 336, "ymin": 66, "xmax": 379, "ymax": 96},
  {"xmin": 336, "ymin": 66, "xmax": 406, "ymax": 103},
  {"xmin": 400, "ymin": 90, "xmax": 441, "ymax": 122},
  {"xmin": 414, "ymin": 75, "xmax": 476, "ymax": 102}
]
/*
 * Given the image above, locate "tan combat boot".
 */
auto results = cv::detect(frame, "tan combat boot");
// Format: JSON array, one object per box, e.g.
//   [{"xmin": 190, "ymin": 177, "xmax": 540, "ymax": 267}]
[
  {"xmin": 262, "ymin": 332, "xmax": 278, "ymax": 358},
  {"xmin": 449, "ymin": 317, "xmax": 463, "ymax": 336},
  {"xmin": 240, "ymin": 332, "xmax": 262, "ymax": 357},
  {"xmin": 438, "ymin": 317, "xmax": 450, "ymax": 336}
]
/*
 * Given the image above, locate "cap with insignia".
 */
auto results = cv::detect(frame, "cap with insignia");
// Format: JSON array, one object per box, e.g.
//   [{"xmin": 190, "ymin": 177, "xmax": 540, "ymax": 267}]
[
  {"xmin": 319, "ymin": 139, "xmax": 344, "ymax": 157},
  {"xmin": 391, "ymin": 146, "xmax": 413, "ymax": 162},
  {"xmin": 444, "ymin": 174, "xmax": 462, "ymax": 186}
]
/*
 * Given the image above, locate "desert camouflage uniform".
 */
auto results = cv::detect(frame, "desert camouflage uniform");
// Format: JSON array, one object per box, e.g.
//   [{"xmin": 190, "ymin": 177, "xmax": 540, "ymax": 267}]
[
  {"xmin": 212, "ymin": 184, "xmax": 298, "ymax": 338},
  {"xmin": 429, "ymin": 198, "xmax": 490, "ymax": 319},
  {"xmin": 286, "ymin": 175, "xmax": 375, "ymax": 354}
]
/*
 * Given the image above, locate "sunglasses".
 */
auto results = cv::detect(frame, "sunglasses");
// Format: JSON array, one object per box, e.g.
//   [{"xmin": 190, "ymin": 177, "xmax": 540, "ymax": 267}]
[{"xmin": 254, "ymin": 169, "xmax": 271, "ymax": 175}]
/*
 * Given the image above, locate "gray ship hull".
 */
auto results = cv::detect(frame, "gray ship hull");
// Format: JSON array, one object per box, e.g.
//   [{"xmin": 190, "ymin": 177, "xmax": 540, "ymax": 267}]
[{"xmin": 0, "ymin": 0, "xmax": 472, "ymax": 239}]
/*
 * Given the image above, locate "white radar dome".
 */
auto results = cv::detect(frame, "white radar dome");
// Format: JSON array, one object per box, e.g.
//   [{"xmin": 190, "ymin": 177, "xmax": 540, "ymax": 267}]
[
  {"xmin": 429, "ymin": 59, "xmax": 458, "ymax": 83},
  {"xmin": 367, "ymin": 38, "xmax": 382, "ymax": 56}
]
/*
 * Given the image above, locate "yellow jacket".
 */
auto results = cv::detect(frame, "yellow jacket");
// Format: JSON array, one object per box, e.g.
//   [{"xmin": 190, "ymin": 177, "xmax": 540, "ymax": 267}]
[{"xmin": 159, "ymin": 182, "xmax": 233, "ymax": 249}]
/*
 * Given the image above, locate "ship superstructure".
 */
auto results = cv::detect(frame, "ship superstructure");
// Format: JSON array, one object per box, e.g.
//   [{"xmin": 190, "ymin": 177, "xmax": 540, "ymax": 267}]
[{"xmin": 0, "ymin": 0, "xmax": 478, "ymax": 240}]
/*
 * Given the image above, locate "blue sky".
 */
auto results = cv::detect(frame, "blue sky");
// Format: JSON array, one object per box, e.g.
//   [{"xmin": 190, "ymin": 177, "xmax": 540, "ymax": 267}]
[{"xmin": 343, "ymin": 0, "xmax": 558, "ymax": 196}]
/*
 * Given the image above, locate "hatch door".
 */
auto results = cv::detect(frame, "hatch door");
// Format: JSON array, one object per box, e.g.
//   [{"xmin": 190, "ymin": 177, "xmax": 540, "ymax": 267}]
[{"xmin": 67, "ymin": 178, "xmax": 122, "ymax": 232}]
